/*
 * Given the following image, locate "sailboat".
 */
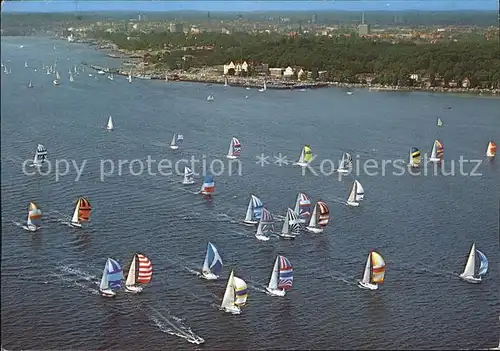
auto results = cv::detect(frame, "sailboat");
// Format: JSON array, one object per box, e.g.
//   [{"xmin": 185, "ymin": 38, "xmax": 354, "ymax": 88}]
[
  {"xmin": 437, "ymin": 117, "xmax": 443, "ymax": 127},
  {"xmin": 293, "ymin": 192, "xmax": 311, "ymax": 224},
  {"xmin": 169, "ymin": 133, "xmax": 183, "ymax": 150},
  {"xmin": 278, "ymin": 208, "xmax": 300, "ymax": 239},
  {"xmin": 486, "ymin": 141, "xmax": 497, "ymax": 158},
  {"xmin": 53, "ymin": 71, "xmax": 61, "ymax": 86},
  {"xmin": 106, "ymin": 116, "xmax": 114, "ymax": 130},
  {"xmin": 220, "ymin": 270, "xmax": 248, "ymax": 314},
  {"xmin": 346, "ymin": 180, "xmax": 364, "ymax": 207},
  {"xmin": 428, "ymin": 139, "xmax": 444, "ymax": 162},
  {"xmin": 337, "ymin": 152, "xmax": 353, "ymax": 173},
  {"xmin": 305, "ymin": 201, "xmax": 330, "ymax": 233},
  {"xmin": 459, "ymin": 243, "xmax": 488, "ymax": 284},
  {"xmin": 408, "ymin": 147, "xmax": 421, "ymax": 168},
  {"xmin": 243, "ymin": 194, "xmax": 263, "ymax": 225},
  {"xmin": 224, "ymin": 77, "xmax": 228, "ymax": 86},
  {"xmin": 69, "ymin": 197, "xmax": 91, "ymax": 228},
  {"xmin": 127, "ymin": 72, "xmax": 132, "ymax": 83},
  {"xmin": 165, "ymin": 73, "xmax": 168, "ymax": 82},
  {"xmin": 125, "ymin": 253, "xmax": 153, "ymax": 293},
  {"xmin": 266, "ymin": 255, "xmax": 293, "ymax": 296},
  {"xmin": 206, "ymin": 94, "xmax": 215, "ymax": 101},
  {"xmin": 28, "ymin": 80, "xmax": 33, "ymax": 88},
  {"xmin": 258, "ymin": 81, "xmax": 267, "ymax": 92},
  {"xmin": 358, "ymin": 251, "xmax": 386, "ymax": 290},
  {"xmin": 24, "ymin": 61, "xmax": 28, "ymax": 68},
  {"xmin": 22, "ymin": 202, "xmax": 41, "ymax": 232},
  {"xmin": 99, "ymin": 258, "xmax": 123, "ymax": 297},
  {"xmin": 69, "ymin": 72, "xmax": 74, "ymax": 82},
  {"xmin": 201, "ymin": 242, "xmax": 223, "ymax": 280},
  {"xmin": 293, "ymin": 145, "xmax": 313, "ymax": 167},
  {"xmin": 255, "ymin": 207, "xmax": 273, "ymax": 241},
  {"xmin": 32, "ymin": 144, "xmax": 48, "ymax": 167},
  {"xmin": 227, "ymin": 137, "xmax": 241, "ymax": 159},
  {"xmin": 108, "ymin": 73, "xmax": 114, "ymax": 81},
  {"xmin": 200, "ymin": 175, "xmax": 215, "ymax": 196},
  {"xmin": 182, "ymin": 166, "xmax": 195, "ymax": 185}
]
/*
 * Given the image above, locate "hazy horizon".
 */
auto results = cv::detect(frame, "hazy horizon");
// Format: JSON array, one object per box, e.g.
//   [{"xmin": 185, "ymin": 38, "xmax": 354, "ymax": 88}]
[{"xmin": 1, "ymin": 0, "xmax": 497, "ymax": 13}]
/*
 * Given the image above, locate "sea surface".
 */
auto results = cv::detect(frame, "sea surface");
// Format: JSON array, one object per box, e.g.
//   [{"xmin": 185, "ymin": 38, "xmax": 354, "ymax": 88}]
[{"xmin": 1, "ymin": 36, "xmax": 499, "ymax": 350}]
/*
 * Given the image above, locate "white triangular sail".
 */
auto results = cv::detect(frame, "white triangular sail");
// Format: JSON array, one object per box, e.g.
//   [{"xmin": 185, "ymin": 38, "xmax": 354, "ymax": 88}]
[
  {"xmin": 106, "ymin": 116, "xmax": 114, "ymax": 130},
  {"xmin": 347, "ymin": 181, "xmax": 357, "ymax": 203},
  {"xmin": 125, "ymin": 255, "xmax": 137, "ymax": 286},
  {"xmin": 462, "ymin": 243, "xmax": 476, "ymax": 277},
  {"xmin": 71, "ymin": 200, "xmax": 80, "ymax": 224},
  {"xmin": 221, "ymin": 270, "xmax": 236, "ymax": 310},
  {"xmin": 355, "ymin": 180, "xmax": 364, "ymax": 201},
  {"xmin": 361, "ymin": 253, "xmax": 371, "ymax": 284},
  {"xmin": 183, "ymin": 167, "xmax": 194, "ymax": 183},
  {"xmin": 308, "ymin": 204, "xmax": 318, "ymax": 227},
  {"xmin": 170, "ymin": 133, "xmax": 177, "ymax": 147},
  {"xmin": 486, "ymin": 141, "xmax": 496, "ymax": 157},
  {"xmin": 430, "ymin": 141, "xmax": 438, "ymax": 159},
  {"xmin": 99, "ymin": 265, "xmax": 109, "ymax": 290},
  {"xmin": 267, "ymin": 256, "xmax": 280, "ymax": 290}
]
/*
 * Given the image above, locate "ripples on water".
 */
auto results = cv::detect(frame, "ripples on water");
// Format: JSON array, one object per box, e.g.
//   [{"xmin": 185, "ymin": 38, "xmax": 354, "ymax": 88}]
[{"xmin": 1, "ymin": 37, "xmax": 499, "ymax": 350}]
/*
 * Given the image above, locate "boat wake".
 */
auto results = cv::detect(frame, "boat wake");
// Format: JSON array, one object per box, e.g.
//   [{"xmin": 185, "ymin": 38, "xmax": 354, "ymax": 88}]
[
  {"xmin": 149, "ymin": 306, "xmax": 205, "ymax": 345},
  {"xmin": 49, "ymin": 270, "xmax": 100, "ymax": 295}
]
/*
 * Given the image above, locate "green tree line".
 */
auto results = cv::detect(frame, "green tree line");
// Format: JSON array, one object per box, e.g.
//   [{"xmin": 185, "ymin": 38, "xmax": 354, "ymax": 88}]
[{"xmin": 92, "ymin": 30, "xmax": 500, "ymax": 87}]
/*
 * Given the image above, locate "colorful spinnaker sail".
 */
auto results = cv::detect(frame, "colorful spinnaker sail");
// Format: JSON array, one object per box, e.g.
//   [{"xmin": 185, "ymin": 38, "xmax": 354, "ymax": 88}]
[
  {"xmin": 200, "ymin": 175, "xmax": 215, "ymax": 195},
  {"xmin": 409, "ymin": 147, "xmax": 421, "ymax": 167},
  {"xmin": 295, "ymin": 145, "xmax": 313, "ymax": 165},
  {"xmin": 244, "ymin": 194, "xmax": 263, "ymax": 223},
  {"xmin": 100, "ymin": 258, "xmax": 123, "ymax": 291},
  {"xmin": 227, "ymin": 137, "xmax": 241, "ymax": 158},
  {"xmin": 27, "ymin": 202, "xmax": 41, "ymax": 228},
  {"xmin": 486, "ymin": 141, "xmax": 496, "ymax": 157},
  {"xmin": 430, "ymin": 139, "xmax": 444, "ymax": 161},
  {"xmin": 125, "ymin": 253, "xmax": 153, "ymax": 288},
  {"xmin": 278, "ymin": 255, "xmax": 294, "ymax": 290},
  {"xmin": 476, "ymin": 249, "xmax": 488, "ymax": 276},
  {"xmin": 71, "ymin": 197, "xmax": 91, "ymax": 226},
  {"xmin": 370, "ymin": 251, "xmax": 386, "ymax": 284},
  {"xmin": 233, "ymin": 276, "xmax": 248, "ymax": 306},
  {"xmin": 294, "ymin": 192, "xmax": 311, "ymax": 223},
  {"xmin": 202, "ymin": 242, "xmax": 223, "ymax": 277}
]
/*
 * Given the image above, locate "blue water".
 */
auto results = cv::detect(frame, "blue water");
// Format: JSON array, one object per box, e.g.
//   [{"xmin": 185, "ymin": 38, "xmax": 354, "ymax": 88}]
[{"xmin": 1, "ymin": 36, "xmax": 499, "ymax": 350}]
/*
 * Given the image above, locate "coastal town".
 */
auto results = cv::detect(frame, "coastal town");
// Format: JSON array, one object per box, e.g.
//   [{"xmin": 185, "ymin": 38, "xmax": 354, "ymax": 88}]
[{"xmin": 3, "ymin": 11, "xmax": 500, "ymax": 93}]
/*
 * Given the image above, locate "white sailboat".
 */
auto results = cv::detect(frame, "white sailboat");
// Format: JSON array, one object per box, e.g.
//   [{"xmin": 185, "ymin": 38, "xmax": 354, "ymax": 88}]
[
  {"xmin": 125, "ymin": 253, "xmax": 153, "ymax": 293},
  {"xmin": 293, "ymin": 192, "xmax": 311, "ymax": 224},
  {"xmin": 182, "ymin": 166, "xmax": 195, "ymax": 185},
  {"xmin": 337, "ymin": 152, "xmax": 353, "ymax": 173},
  {"xmin": 169, "ymin": 132, "xmax": 183, "ymax": 150},
  {"xmin": 224, "ymin": 77, "xmax": 228, "ymax": 87},
  {"xmin": 128, "ymin": 72, "xmax": 132, "ymax": 83},
  {"xmin": 99, "ymin": 258, "xmax": 123, "ymax": 297},
  {"xmin": 106, "ymin": 116, "xmax": 114, "ymax": 130},
  {"xmin": 32, "ymin": 144, "xmax": 47, "ymax": 167},
  {"xmin": 69, "ymin": 197, "xmax": 91, "ymax": 228},
  {"xmin": 226, "ymin": 137, "xmax": 241, "ymax": 159},
  {"xmin": 28, "ymin": 80, "xmax": 33, "ymax": 88},
  {"xmin": 243, "ymin": 194, "xmax": 263, "ymax": 225},
  {"xmin": 278, "ymin": 208, "xmax": 300, "ymax": 240},
  {"xmin": 258, "ymin": 81, "xmax": 267, "ymax": 92},
  {"xmin": 165, "ymin": 73, "xmax": 168, "ymax": 82},
  {"xmin": 69, "ymin": 72, "xmax": 74, "ymax": 82},
  {"xmin": 486, "ymin": 141, "xmax": 496, "ymax": 158},
  {"xmin": 206, "ymin": 94, "xmax": 214, "ymax": 101},
  {"xmin": 220, "ymin": 270, "xmax": 248, "ymax": 314},
  {"xmin": 358, "ymin": 251, "xmax": 386, "ymax": 290},
  {"xmin": 346, "ymin": 180, "xmax": 364, "ymax": 207},
  {"xmin": 255, "ymin": 208, "xmax": 273, "ymax": 241},
  {"xmin": 293, "ymin": 145, "xmax": 313, "ymax": 167},
  {"xmin": 24, "ymin": 61, "xmax": 28, "ymax": 68},
  {"xmin": 108, "ymin": 73, "xmax": 114, "ymax": 81},
  {"xmin": 459, "ymin": 243, "xmax": 488, "ymax": 284},
  {"xmin": 266, "ymin": 255, "xmax": 293, "ymax": 296},
  {"xmin": 201, "ymin": 242, "xmax": 223, "ymax": 280},
  {"xmin": 305, "ymin": 201, "xmax": 330, "ymax": 233},
  {"xmin": 428, "ymin": 139, "xmax": 444, "ymax": 162},
  {"xmin": 22, "ymin": 202, "xmax": 41, "ymax": 232}
]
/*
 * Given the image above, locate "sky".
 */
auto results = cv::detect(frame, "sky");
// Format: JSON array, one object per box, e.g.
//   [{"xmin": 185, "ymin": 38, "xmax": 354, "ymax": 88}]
[{"xmin": 1, "ymin": 0, "xmax": 497, "ymax": 13}]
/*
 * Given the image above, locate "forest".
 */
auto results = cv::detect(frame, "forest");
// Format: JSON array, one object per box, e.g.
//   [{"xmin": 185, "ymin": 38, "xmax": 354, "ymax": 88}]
[{"xmin": 91, "ymin": 30, "xmax": 500, "ymax": 87}]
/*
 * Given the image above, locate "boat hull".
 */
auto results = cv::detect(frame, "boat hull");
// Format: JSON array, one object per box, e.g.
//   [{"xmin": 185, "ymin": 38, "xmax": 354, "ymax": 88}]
[
  {"xmin": 428, "ymin": 158, "xmax": 442, "ymax": 163},
  {"xmin": 346, "ymin": 201, "xmax": 359, "ymax": 207},
  {"xmin": 221, "ymin": 305, "xmax": 241, "ymax": 315},
  {"xmin": 358, "ymin": 281, "xmax": 378, "ymax": 290},
  {"xmin": 459, "ymin": 274, "xmax": 482, "ymax": 284},
  {"xmin": 125, "ymin": 285, "xmax": 143, "ymax": 293},
  {"xmin": 255, "ymin": 234, "xmax": 270, "ymax": 241},
  {"xmin": 305, "ymin": 226, "xmax": 323, "ymax": 233},
  {"xmin": 201, "ymin": 272, "xmax": 218, "ymax": 280},
  {"xmin": 100, "ymin": 289, "xmax": 116, "ymax": 297},
  {"xmin": 23, "ymin": 225, "xmax": 39, "ymax": 232},
  {"xmin": 200, "ymin": 192, "xmax": 213, "ymax": 196},
  {"xmin": 226, "ymin": 155, "xmax": 238, "ymax": 160},
  {"xmin": 106, "ymin": 127, "xmax": 113, "ymax": 131},
  {"xmin": 182, "ymin": 179, "xmax": 195, "ymax": 185},
  {"xmin": 266, "ymin": 287, "xmax": 286, "ymax": 297},
  {"xmin": 69, "ymin": 222, "xmax": 82, "ymax": 228},
  {"xmin": 293, "ymin": 162, "xmax": 309, "ymax": 167},
  {"xmin": 337, "ymin": 168, "xmax": 350, "ymax": 173},
  {"xmin": 278, "ymin": 233, "xmax": 296, "ymax": 240},
  {"xmin": 170, "ymin": 145, "xmax": 179, "ymax": 150},
  {"xmin": 243, "ymin": 220, "xmax": 258, "ymax": 226}
]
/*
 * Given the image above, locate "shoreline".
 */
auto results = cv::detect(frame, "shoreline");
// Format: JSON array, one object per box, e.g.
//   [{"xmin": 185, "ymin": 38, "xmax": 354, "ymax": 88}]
[{"xmin": 76, "ymin": 38, "xmax": 499, "ymax": 96}]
